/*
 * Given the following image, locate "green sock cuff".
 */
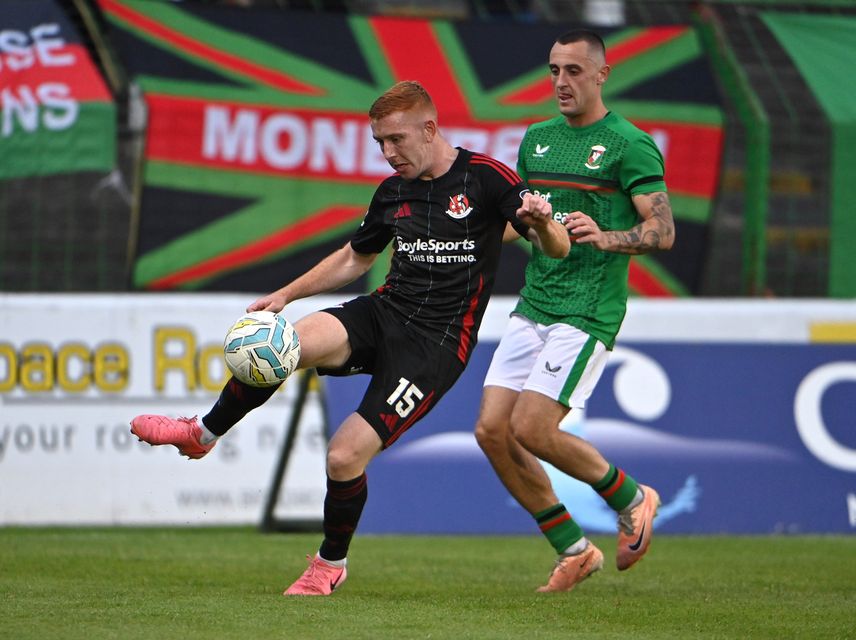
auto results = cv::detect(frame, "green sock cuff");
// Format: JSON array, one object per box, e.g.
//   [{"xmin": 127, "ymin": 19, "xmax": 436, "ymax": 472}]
[
  {"xmin": 534, "ymin": 504, "xmax": 584, "ymax": 554},
  {"xmin": 534, "ymin": 505, "xmax": 565, "ymax": 524},
  {"xmin": 593, "ymin": 464, "xmax": 639, "ymax": 512},
  {"xmin": 592, "ymin": 464, "xmax": 618, "ymax": 491}
]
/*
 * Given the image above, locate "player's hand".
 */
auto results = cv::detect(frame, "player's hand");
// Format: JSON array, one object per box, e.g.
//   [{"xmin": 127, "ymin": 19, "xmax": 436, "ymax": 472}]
[
  {"xmin": 247, "ymin": 292, "xmax": 286, "ymax": 313},
  {"xmin": 564, "ymin": 211, "xmax": 607, "ymax": 249},
  {"xmin": 516, "ymin": 192, "xmax": 553, "ymax": 228}
]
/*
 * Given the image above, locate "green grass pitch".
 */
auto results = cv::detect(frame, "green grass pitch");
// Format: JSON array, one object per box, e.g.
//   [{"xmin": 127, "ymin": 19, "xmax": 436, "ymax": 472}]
[{"xmin": 1, "ymin": 528, "xmax": 853, "ymax": 639}]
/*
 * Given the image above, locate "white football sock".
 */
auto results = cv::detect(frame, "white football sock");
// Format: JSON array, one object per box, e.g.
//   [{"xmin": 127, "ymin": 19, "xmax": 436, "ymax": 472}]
[
  {"xmin": 561, "ymin": 537, "xmax": 589, "ymax": 556},
  {"xmin": 317, "ymin": 553, "xmax": 346, "ymax": 568},
  {"xmin": 197, "ymin": 420, "xmax": 219, "ymax": 445}
]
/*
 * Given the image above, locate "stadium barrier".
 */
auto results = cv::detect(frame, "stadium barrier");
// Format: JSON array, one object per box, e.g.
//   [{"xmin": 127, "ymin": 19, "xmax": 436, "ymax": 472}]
[{"xmin": 1, "ymin": 294, "xmax": 854, "ymax": 533}]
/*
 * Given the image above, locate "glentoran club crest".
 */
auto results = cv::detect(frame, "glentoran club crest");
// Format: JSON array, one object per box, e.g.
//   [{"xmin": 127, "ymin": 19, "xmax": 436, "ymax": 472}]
[
  {"xmin": 446, "ymin": 193, "xmax": 473, "ymax": 219},
  {"xmin": 585, "ymin": 144, "xmax": 606, "ymax": 170}
]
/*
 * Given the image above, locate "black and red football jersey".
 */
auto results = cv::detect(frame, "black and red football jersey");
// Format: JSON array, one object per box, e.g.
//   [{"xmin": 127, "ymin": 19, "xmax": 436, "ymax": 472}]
[{"xmin": 350, "ymin": 148, "xmax": 530, "ymax": 364}]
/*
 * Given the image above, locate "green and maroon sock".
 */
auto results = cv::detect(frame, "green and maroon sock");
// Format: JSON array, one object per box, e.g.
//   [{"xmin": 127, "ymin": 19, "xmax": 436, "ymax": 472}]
[
  {"xmin": 592, "ymin": 464, "xmax": 640, "ymax": 512},
  {"xmin": 534, "ymin": 504, "xmax": 584, "ymax": 554}
]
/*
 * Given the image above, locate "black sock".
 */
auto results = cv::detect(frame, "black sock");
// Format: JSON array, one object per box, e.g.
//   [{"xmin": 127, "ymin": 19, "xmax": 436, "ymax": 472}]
[
  {"xmin": 319, "ymin": 473, "xmax": 368, "ymax": 562},
  {"xmin": 201, "ymin": 377, "xmax": 280, "ymax": 436}
]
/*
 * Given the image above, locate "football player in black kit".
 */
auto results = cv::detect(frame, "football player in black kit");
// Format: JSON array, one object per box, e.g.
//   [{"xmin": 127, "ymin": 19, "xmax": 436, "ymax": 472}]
[{"xmin": 131, "ymin": 81, "xmax": 570, "ymax": 596}]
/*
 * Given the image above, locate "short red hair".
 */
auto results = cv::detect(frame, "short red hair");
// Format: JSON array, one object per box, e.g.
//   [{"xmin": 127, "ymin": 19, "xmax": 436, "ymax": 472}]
[{"xmin": 369, "ymin": 81, "xmax": 436, "ymax": 121}]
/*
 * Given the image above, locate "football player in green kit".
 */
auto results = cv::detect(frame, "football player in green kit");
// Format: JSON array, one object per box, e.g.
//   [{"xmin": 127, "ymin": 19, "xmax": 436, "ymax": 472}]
[{"xmin": 475, "ymin": 29, "xmax": 675, "ymax": 593}]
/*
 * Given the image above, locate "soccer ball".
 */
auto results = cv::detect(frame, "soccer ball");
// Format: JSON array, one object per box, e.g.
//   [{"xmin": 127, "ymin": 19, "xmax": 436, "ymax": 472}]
[{"xmin": 223, "ymin": 311, "xmax": 301, "ymax": 387}]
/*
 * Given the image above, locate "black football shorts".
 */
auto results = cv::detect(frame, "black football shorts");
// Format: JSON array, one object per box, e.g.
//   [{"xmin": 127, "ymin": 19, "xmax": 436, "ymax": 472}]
[{"xmin": 318, "ymin": 295, "xmax": 465, "ymax": 447}]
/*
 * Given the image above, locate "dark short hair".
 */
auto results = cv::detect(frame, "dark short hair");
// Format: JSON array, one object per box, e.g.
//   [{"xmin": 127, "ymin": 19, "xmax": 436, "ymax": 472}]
[{"xmin": 555, "ymin": 29, "xmax": 606, "ymax": 58}]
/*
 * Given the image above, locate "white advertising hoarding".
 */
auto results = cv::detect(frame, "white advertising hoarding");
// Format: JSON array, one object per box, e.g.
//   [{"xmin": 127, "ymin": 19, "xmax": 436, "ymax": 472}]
[
  {"xmin": 2, "ymin": 294, "xmax": 855, "ymax": 527},
  {"xmin": 0, "ymin": 293, "xmax": 333, "ymax": 525}
]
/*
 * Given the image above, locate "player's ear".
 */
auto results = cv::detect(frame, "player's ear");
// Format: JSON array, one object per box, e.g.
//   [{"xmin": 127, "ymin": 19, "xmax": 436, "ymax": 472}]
[
  {"xmin": 423, "ymin": 118, "xmax": 437, "ymax": 141},
  {"xmin": 597, "ymin": 64, "xmax": 611, "ymax": 86}
]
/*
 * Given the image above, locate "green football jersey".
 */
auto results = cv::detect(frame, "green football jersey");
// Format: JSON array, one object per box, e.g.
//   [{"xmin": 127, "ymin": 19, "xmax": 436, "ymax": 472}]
[{"xmin": 514, "ymin": 111, "xmax": 666, "ymax": 349}]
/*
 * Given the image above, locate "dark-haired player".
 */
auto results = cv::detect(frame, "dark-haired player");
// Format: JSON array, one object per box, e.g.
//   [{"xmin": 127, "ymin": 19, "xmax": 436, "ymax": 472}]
[{"xmin": 475, "ymin": 30, "xmax": 675, "ymax": 593}]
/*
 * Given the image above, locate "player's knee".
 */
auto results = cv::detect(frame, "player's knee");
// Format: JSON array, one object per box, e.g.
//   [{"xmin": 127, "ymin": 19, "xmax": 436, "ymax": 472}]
[
  {"xmin": 325, "ymin": 445, "xmax": 363, "ymax": 478},
  {"xmin": 474, "ymin": 418, "xmax": 504, "ymax": 454},
  {"xmin": 510, "ymin": 416, "xmax": 548, "ymax": 457},
  {"xmin": 293, "ymin": 313, "xmax": 350, "ymax": 370}
]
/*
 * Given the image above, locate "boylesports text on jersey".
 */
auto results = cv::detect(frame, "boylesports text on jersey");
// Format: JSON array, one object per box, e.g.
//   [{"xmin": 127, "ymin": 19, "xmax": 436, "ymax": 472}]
[{"xmin": 396, "ymin": 237, "xmax": 477, "ymax": 263}]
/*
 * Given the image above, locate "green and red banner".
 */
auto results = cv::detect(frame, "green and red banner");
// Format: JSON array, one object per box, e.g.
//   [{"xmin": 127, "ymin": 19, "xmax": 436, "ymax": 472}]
[
  {"xmin": 0, "ymin": 0, "xmax": 115, "ymax": 178},
  {"xmin": 100, "ymin": 0, "xmax": 723, "ymax": 296}
]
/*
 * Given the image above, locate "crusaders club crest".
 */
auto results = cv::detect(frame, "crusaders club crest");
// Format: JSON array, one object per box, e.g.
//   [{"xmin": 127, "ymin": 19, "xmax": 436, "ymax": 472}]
[
  {"xmin": 446, "ymin": 193, "xmax": 473, "ymax": 219},
  {"xmin": 585, "ymin": 144, "xmax": 606, "ymax": 170}
]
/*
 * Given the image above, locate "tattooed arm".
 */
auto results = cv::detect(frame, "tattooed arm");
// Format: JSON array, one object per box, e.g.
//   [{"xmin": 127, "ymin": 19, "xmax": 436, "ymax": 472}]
[{"xmin": 564, "ymin": 191, "xmax": 675, "ymax": 254}]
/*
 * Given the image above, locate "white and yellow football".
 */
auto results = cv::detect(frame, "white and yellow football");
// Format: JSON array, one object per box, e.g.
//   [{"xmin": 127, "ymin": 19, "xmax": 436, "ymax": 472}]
[{"xmin": 223, "ymin": 311, "xmax": 300, "ymax": 387}]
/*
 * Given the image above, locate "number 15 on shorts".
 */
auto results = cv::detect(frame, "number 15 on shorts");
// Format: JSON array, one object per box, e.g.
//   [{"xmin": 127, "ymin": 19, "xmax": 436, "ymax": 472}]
[{"xmin": 387, "ymin": 377, "xmax": 423, "ymax": 418}]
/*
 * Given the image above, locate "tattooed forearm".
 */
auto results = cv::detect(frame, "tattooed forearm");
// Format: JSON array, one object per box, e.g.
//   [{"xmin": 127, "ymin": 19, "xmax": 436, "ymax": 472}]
[
  {"xmin": 609, "ymin": 227, "xmax": 661, "ymax": 253},
  {"xmin": 605, "ymin": 192, "xmax": 675, "ymax": 254}
]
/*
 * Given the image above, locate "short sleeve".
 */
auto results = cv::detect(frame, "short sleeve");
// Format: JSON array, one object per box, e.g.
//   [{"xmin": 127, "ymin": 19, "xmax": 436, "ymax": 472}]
[
  {"xmin": 350, "ymin": 187, "xmax": 393, "ymax": 255},
  {"xmin": 621, "ymin": 134, "xmax": 667, "ymax": 196},
  {"xmin": 516, "ymin": 126, "xmax": 532, "ymax": 183},
  {"xmin": 474, "ymin": 154, "xmax": 530, "ymax": 239}
]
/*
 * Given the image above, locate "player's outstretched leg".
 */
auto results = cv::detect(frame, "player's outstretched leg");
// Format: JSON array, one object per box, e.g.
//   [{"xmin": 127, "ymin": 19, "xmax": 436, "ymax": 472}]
[
  {"xmin": 130, "ymin": 415, "xmax": 215, "ymax": 460},
  {"xmin": 536, "ymin": 541, "xmax": 604, "ymax": 593},
  {"xmin": 284, "ymin": 554, "xmax": 347, "ymax": 596},
  {"xmin": 616, "ymin": 484, "xmax": 660, "ymax": 570}
]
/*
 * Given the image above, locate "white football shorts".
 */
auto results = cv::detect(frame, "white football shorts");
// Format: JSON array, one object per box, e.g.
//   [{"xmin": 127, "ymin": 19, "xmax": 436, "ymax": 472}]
[{"xmin": 483, "ymin": 313, "xmax": 609, "ymax": 409}]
